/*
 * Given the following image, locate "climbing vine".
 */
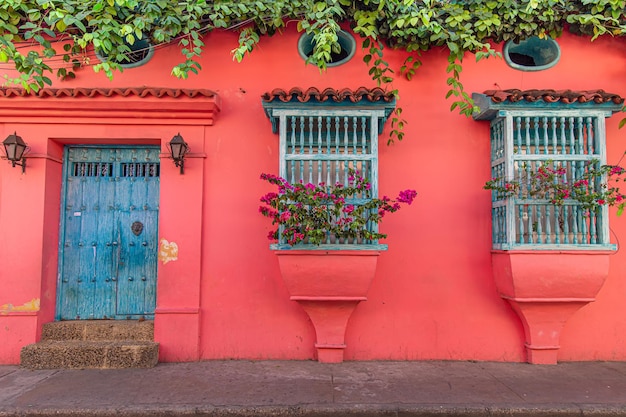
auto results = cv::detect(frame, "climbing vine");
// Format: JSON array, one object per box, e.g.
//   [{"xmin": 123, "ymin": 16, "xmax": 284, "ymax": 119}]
[{"xmin": 1, "ymin": 0, "xmax": 626, "ymax": 142}]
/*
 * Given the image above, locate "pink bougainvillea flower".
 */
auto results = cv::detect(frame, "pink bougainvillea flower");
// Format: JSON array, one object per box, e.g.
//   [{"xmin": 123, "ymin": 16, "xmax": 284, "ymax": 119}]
[
  {"xmin": 259, "ymin": 171, "xmax": 416, "ymax": 245},
  {"xmin": 343, "ymin": 205, "xmax": 355, "ymax": 214},
  {"xmin": 397, "ymin": 189, "xmax": 417, "ymax": 205}
]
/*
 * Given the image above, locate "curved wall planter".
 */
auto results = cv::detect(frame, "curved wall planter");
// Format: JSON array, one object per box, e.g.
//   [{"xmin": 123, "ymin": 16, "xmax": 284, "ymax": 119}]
[
  {"xmin": 492, "ymin": 250, "xmax": 612, "ymax": 364},
  {"xmin": 274, "ymin": 249, "xmax": 381, "ymax": 363}
]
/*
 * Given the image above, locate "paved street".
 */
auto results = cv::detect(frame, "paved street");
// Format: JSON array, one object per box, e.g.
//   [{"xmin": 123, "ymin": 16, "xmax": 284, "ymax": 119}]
[{"xmin": 2, "ymin": 360, "xmax": 626, "ymax": 417}]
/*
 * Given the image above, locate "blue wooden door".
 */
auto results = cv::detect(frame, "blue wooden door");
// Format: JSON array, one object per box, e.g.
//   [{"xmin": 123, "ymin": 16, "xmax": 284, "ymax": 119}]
[{"xmin": 58, "ymin": 146, "xmax": 160, "ymax": 320}]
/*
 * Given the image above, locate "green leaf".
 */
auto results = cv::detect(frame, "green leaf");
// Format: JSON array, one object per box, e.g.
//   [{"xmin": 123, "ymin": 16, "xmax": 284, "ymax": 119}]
[
  {"xmin": 20, "ymin": 22, "xmax": 37, "ymax": 30},
  {"xmin": 55, "ymin": 19, "xmax": 67, "ymax": 32}
]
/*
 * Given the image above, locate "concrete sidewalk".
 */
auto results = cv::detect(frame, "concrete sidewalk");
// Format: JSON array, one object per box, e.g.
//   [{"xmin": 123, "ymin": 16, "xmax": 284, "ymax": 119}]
[{"xmin": 2, "ymin": 360, "xmax": 626, "ymax": 417}]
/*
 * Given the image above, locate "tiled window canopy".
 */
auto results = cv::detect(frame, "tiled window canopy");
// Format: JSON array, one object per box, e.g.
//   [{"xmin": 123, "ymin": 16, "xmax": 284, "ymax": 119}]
[{"xmin": 262, "ymin": 87, "xmax": 396, "ymax": 134}]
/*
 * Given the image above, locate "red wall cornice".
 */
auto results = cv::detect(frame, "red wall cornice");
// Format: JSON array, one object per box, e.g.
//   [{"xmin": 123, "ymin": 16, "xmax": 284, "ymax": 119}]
[{"xmin": 0, "ymin": 87, "xmax": 221, "ymax": 125}]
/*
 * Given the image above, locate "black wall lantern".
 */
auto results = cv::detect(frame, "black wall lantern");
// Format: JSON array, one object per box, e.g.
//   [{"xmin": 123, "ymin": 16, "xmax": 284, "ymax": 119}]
[
  {"xmin": 3, "ymin": 132, "xmax": 28, "ymax": 173},
  {"xmin": 168, "ymin": 133, "xmax": 189, "ymax": 174}
]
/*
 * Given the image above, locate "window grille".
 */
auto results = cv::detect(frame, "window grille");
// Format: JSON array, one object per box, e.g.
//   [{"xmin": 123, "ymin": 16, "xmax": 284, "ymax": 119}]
[
  {"xmin": 474, "ymin": 92, "xmax": 622, "ymax": 250},
  {"xmin": 120, "ymin": 162, "xmax": 160, "ymax": 178},
  {"xmin": 263, "ymin": 89, "xmax": 395, "ymax": 249},
  {"xmin": 71, "ymin": 162, "xmax": 160, "ymax": 178},
  {"xmin": 280, "ymin": 110, "xmax": 377, "ymax": 190},
  {"xmin": 72, "ymin": 162, "xmax": 113, "ymax": 177}
]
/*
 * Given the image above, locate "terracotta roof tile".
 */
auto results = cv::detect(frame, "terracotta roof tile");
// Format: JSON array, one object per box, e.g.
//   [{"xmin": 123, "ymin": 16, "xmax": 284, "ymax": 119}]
[
  {"xmin": 262, "ymin": 87, "xmax": 395, "ymax": 103},
  {"xmin": 483, "ymin": 89, "xmax": 623, "ymax": 105},
  {"xmin": 0, "ymin": 87, "xmax": 218, "ymax": 99}
]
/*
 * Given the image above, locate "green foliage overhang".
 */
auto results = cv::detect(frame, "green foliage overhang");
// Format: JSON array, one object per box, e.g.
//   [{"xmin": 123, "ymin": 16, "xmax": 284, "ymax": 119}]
[{"xmin": 1, "ymin": 0, "xmax": 626, "ymax": 140}]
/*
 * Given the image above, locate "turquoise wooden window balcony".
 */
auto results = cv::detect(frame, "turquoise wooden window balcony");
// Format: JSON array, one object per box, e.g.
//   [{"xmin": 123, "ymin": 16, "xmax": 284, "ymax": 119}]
[
  {"xmin": 473, "ymin": 91, "xmax": 623, "ymax": 250},
  {"xmin": 262, "ymin": 88, "xmax": 395, "ymax": 249}
]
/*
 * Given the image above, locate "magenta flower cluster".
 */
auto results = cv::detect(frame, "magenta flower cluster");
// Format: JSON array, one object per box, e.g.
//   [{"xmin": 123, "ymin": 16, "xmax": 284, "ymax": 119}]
[
  {"xmin": 259, "ymin": 171, "xmax": 417, "ymax": 246},
  {"xmin": 484, "ymin": 159, "xmax": 625, "ymax": 215}
]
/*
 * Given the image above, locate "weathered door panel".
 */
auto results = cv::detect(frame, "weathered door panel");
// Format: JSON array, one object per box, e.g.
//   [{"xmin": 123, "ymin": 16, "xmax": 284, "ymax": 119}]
[
  {"xmin": 116, "ymin": 210, "xmax": 158, "ymax": 315},
  {"xmin": 91, "ymin": 168, "xmax": 117, "ymax": 319},
  {"xmin": 59, "ymin": 171, "xmax": 85, "ymax": 319},
  {"xmin": 58, "ymin": 146, "xmax": 160, "ymax": 320}
]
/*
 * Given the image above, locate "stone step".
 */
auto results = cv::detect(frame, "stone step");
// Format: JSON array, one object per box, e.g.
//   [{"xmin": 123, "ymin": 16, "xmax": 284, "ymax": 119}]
[
  {"xmin": 41, "ymin": 320, "xmax": 154, "ymax": 342},
  {"xmin": 20, "ymin": 340, "xmax": 159, "ymax": 370},
  {"xmin": 21, "ymin": 320, "xmax": 158, "ymax": 369}
]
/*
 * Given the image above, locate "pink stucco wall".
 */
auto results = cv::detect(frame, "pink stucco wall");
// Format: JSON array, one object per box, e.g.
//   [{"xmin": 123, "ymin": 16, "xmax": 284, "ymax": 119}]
[{"xmin": 1, "ymin": 27, "xmax": 625, "ymax": 364}]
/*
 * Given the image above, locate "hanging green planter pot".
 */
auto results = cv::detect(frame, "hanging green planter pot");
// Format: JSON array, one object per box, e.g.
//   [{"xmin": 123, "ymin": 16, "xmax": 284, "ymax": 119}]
[
  {"xmin": 504, "ymin": 37, "xmax": 561, "ymax": 71},
  {"xmin": 298, "ymin": 30, "xmax": 356, "ymax": 67}
]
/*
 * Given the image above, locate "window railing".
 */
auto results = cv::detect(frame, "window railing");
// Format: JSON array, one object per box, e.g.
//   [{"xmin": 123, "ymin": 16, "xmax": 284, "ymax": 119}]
[
  {"xmin": 263, "ymin": 90, "xmax": 395, "ymax": 249},
  {"xmin": 474, "ymin": 92, "xmax": 622, "ymax": 250},
  {"xmin": 275, "ymin": 110, "xmax": 381, "ymax": 246}
]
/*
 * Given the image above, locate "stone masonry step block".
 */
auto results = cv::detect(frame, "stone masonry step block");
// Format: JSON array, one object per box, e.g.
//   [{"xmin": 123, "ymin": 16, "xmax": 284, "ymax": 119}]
[
  {"xmin": 41, "ymin": 320, "xmax": 154, "ymax": 342},
  {"xmin": 20, "ymin": 340, "xmax": 159, "ymax": 370}
]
